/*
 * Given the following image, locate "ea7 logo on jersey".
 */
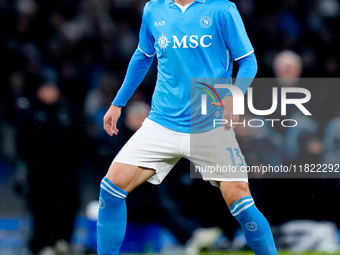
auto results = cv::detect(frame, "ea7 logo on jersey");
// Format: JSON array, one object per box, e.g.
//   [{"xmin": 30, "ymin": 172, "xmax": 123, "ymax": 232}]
[{"xmin": 155, "ymin": 21, "xmax": 165, "ymax": 26}]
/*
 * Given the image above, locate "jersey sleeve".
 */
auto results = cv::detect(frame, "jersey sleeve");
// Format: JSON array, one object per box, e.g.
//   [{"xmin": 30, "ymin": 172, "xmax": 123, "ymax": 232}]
[
  {"xmin": 138, "ymin": 3, "xmax": 156, "ymax": 57},
  {"xmin": 221, "ymin": 3, "xmax": 254, "ymax": 61},
  {"xmin": 234, "ymin": 52, "xmax": 258, "ymax": 94}
]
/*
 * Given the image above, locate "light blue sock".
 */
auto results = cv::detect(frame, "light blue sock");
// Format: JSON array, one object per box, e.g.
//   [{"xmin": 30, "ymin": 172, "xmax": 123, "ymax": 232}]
[
  {"xmin": 97, "ymin": 177, "xmax": 128, "ymax": 255},
  {"xmin": 230, "ymin": 196, "xmax": 277, "ymax": 254}
]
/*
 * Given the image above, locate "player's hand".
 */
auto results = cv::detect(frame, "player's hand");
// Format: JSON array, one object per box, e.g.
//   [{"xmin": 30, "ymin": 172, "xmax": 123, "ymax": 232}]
[
  {"xmin": 212, "ymin": 95, "xmax": 239, "ymax": 130},
  {"xmin": 103, "ymin": 105, "xmax": 122, "ymax": 136}
]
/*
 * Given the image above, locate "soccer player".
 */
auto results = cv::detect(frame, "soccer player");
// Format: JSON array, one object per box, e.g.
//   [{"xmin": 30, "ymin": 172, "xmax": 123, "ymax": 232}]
[{"xmin": 98, "ymin": 0, "xmax": 277, "ymax": 254}]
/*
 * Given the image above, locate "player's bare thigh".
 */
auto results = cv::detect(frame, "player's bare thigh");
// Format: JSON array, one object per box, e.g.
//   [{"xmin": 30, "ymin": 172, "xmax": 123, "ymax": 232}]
[
  {"xmin": 219, "ymin": 181, "xmax": 251, "ymax": 207},
  {"xmin": 106, "ymin": 162, "xmax": 156, "ymax": 193}
]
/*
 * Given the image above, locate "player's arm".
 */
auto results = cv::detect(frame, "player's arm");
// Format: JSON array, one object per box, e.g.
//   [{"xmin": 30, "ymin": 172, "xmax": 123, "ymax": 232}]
[
  {"xmin": 104, "ymin": 49, "xmax": 154, "ymax": 136},
  {"xmin": 217, "ymin": 3, "xmax": 257, "ymax": 130},
  {"xmin": 219, "ymin": 53, "xmax": 257, "ymax": 130}
]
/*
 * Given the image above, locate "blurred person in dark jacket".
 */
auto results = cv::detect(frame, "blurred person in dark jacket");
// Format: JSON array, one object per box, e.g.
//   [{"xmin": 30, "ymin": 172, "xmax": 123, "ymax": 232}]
[{"xmin": 17, "ymin": 81, "xmax": 82, "ymax": 255}]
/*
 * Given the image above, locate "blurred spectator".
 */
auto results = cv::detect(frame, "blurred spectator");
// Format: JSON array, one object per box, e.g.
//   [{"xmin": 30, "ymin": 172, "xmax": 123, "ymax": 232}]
[
  {"xmin": 16, "ymin": 82, "xmax": 82, "ymax": 255},
  {"xmin": 58, "ymin": 60, "xmax": 88, "ymax": 110},
  {"xmin": 0, "ymin": 71, "xmax": 29, "ymax": 161},
  {"xmin": 271, "ymin": 51, "xmax": 325, "ymax": 164},
  {"xmin": 252, "ymin": 51, "xmax": 303, "ymax": 128},
  {"xmin": 258, "ymin": 50, "xmax": 320, "ymax": 135},
  {"xmin": 124, "ymin": 101, "xmax": 151, "ymax": 132},
  {"xmin": 273, "ymin": 50, "xmax": 302, "ymax": 83},
  {"xmin": 322, "ymin": 116, "xmax": 340, "ymax": 166},
  {"xmin": 235, "ymin": 114, "xmax": 284, "ymax": 170},
  {"xmin": 84, "ymin": 72, "xmax": 120, "ymax": 120},
  {"xmin": 83, "ymin": 73, "xmax": 122, "ymax": 186},
  {"xmin": 284, "ymin": 115, "xmax": 322, "ymax": 165}
]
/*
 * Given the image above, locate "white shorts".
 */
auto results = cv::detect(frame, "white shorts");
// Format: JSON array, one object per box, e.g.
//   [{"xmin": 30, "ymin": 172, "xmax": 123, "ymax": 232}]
[{"xmin": 113, "ymin": 119, "xmax": 248, "ymax": 186}]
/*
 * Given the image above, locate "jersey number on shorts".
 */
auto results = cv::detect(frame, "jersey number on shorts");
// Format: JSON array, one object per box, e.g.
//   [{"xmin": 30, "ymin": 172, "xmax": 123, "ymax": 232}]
[{"xmin": 226, "ymin": 147, "xmax": 245, "ymax": 166}]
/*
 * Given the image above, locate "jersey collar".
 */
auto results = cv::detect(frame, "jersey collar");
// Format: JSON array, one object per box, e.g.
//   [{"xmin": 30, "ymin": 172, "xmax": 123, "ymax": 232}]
[{"xmin": 166, "ymin": 0, "xmax": 205, "ymax": 4}]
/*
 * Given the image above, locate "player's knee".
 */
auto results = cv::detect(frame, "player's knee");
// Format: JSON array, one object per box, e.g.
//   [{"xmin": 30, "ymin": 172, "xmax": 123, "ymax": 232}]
[
  {"xmin": 104, "ymin": 162, "xmax": 155, "ymax": 193},
  {"xmin": 220, "ymin": 181, "xmax": 251, "ymax": 207},
  {"xmin": 105, "ymin": 163, "xmax": 131, "ymax": 192},
  {"xmin": 99, "ymin": 176, "xmax": 128, "ymax": 207}
]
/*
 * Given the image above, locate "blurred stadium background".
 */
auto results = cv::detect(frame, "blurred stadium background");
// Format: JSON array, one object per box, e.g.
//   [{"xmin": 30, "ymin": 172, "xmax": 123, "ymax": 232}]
[{"xmin": 0, "ymin": 0, "xmax": 340, "ymax": 254}]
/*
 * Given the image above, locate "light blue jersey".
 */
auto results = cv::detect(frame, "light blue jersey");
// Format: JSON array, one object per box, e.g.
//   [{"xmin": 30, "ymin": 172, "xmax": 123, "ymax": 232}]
[
  {"xmin": 139, "ymin": 0, "xmax": 253, "ymax": 132},
  {"xmin": 114, "ymin": 0, "xmax": 254, "ymax": 133}
]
